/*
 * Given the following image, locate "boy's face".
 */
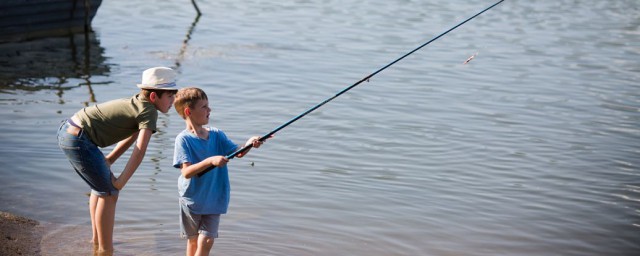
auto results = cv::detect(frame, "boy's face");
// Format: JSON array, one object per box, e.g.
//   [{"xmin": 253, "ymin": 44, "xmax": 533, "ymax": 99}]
[
  {"xmin": 189, "ymin": 99, "xmax": 211, "ymax": 125},
  {"xmin": 153, "ymin": 91, "xmax": 176, "ymax": 113}
]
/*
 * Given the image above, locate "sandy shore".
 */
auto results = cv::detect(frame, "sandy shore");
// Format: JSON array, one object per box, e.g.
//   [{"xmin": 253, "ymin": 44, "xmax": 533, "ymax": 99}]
[{"xmin": 0, "ymin": 211, "xmax": 42, "ymax": 256}]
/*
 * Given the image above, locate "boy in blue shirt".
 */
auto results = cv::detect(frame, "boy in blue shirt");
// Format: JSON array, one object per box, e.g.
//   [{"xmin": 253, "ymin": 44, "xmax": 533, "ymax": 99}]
[{"xmin": 172, "ymin": 87, "xmax": 264, "ymax": 255}]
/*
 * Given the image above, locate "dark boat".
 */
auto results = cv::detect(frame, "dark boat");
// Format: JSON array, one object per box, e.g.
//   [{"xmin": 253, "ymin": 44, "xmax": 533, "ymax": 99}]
[{"xmin": 0, "ymin": 0, "xmax": 102, "ymax": 43}]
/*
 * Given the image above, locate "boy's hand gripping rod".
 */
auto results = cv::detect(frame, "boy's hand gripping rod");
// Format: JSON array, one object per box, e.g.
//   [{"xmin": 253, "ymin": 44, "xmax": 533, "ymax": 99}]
[{"xmin": 198, "ymin": 0, "xmax": 504, "ymax": 177}]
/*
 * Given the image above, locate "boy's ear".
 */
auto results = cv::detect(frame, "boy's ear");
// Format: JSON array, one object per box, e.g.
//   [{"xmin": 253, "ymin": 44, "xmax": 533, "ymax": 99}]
[
  {"xmin": 149, "ymin": 91, "xmax": 157, "ymax": 102},
  {"xmin": 184, "ymin": 108, "xmax": 191, "ymax": 117}
]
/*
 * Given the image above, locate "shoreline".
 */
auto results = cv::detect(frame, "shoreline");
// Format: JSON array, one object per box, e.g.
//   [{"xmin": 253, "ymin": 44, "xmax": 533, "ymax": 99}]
[{"xmin": 0, "ymin": 211, "xmax": 43, "ymax": 256}]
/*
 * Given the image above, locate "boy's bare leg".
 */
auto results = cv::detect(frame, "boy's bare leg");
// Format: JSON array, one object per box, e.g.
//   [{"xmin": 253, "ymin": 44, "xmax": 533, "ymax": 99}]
[
  {"xmin": 186, "ymin": 238, "xmax": 197, "ymax": 256},
  {"xmin": 89, "ymin": 194, "xmax": 99, "ymax": 245},
  {"xmin": 95, "ymin": 194, "xmax": 118, "ymax": 253},
  {"xmin": 195, "ymin": 234, "xmax": 214, "ymax": 256}
]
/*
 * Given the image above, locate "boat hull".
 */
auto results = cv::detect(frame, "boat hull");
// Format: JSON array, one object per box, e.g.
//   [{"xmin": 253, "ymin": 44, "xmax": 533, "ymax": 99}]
[{"xmin": 0, "ymin": 0, "xmax": 103, "ymax": 43}]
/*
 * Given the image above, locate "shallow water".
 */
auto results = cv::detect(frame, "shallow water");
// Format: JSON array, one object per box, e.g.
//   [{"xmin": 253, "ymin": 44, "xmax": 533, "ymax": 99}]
[{"xmin": 1, "ymin": 0, "xmax": 639, "ymax": 255}]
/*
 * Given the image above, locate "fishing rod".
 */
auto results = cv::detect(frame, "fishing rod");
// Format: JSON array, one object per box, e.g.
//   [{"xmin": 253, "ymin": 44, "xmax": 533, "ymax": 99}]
[{"xmin": 199, "ymin": 0, "xmax": 504, "ymax": 176}]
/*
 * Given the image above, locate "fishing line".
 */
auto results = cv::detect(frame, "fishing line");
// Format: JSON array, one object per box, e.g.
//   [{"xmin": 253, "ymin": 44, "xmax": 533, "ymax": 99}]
[{"xmin": 199, "ymin": 0, "xmax": 504, "ymax": 176}]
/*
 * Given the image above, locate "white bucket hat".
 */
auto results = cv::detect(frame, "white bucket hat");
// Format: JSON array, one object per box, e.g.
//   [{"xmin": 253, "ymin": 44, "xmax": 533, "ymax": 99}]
[{"xmin": 136, "ymin": 67, "xmax": 178, "ymax": 90}]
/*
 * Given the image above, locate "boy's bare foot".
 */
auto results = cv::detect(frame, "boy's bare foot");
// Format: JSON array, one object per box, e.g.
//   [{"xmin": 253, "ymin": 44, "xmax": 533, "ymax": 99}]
[{"xmin": 94, "ymin": 248, "xmax": 114, "ymax": 256}]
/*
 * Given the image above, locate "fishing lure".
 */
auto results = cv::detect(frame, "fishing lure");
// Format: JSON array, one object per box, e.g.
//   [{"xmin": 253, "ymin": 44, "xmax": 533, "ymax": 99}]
[{"xmin": 463, "ymin": 52, "xmax": 479, "ymax": 64}]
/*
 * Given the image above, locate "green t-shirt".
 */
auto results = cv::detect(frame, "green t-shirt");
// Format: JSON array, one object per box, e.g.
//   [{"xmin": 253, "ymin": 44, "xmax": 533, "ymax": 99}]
[{"xmin": 75, "ymin": 94, "xmax": 158, "ymax": 147}]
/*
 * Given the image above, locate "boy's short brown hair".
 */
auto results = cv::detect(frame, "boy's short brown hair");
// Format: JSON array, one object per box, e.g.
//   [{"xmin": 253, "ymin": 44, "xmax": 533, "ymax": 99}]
[
  {"xmin": 174, "ymin": 87, "xmax": 208, "ymax": 119},
  {"xmin": 140, "ymin": 88, "xmax": 177, "ymax": 100}
]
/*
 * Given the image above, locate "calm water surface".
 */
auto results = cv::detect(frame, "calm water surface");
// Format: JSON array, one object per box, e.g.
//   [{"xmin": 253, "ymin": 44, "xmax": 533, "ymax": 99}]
[{"xmin": 1, "ymin": 0, "xmax": 639, "ymax": 255}]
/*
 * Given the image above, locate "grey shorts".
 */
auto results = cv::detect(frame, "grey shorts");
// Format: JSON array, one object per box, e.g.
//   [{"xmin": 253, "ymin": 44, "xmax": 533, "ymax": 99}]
[{"xmin": 180, "ymin": 203, "xmax": 221, "ymax": 239}]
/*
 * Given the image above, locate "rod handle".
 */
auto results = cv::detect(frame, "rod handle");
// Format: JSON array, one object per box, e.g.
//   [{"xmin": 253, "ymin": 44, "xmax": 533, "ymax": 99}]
[{"xmin": 196, "ymin": 135, "xmax": 270, "ymax": 177}]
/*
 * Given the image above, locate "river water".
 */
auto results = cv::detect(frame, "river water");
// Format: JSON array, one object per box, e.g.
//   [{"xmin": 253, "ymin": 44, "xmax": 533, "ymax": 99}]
[{"xmin": 0, "ymin": 0, "xmax": 638, "ymax": 255}]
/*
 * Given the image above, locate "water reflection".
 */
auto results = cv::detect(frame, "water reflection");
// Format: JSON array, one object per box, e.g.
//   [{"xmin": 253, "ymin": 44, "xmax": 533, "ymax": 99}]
[
  {"xmin": 0, "ymin": 31, "xmax": 110, "ymax": 105},
  {"xmin": 173, "ymin": 0, "xmax": 202, "ymax": 72}
]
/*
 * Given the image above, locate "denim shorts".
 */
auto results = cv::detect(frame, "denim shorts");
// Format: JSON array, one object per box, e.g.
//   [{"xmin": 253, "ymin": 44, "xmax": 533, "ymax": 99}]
[
  {"xmin": 57, "ymin": 120, "xmax": 119, "ymax": 196},
  {"xmin": 180, "ymin": 201, "xmax": 221, "ymax": 239}
]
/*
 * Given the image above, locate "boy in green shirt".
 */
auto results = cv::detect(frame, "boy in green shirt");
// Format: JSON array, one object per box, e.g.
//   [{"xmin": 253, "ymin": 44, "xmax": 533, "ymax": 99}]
[{"xmin": 57, "ymin": 67, "xmax": 178, "ymax": 254}]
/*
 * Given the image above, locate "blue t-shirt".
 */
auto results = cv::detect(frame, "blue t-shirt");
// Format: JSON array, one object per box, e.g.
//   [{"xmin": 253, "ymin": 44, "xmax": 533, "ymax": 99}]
[{"xmin": 173, "ymin": 128, "xmax": 238, "ymax": 214}]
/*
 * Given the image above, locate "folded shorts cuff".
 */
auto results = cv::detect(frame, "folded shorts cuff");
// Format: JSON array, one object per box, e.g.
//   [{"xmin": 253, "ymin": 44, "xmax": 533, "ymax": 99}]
[{"xmin": 91, "ymin": 189, "xmax": 119, "ymax": 197}]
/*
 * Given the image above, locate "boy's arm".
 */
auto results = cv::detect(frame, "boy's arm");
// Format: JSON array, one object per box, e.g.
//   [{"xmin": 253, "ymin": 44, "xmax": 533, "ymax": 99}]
[
  {"xmin": 105, "ymin": 131, "xmax": 139, "ymax": 166},
  {"xmin": 180, "ymin": 156, "xmax": 229, "ymax": 179},
  {"xmin": 112, "ymin": 128, "xmax": 153, "ymax": 190}
]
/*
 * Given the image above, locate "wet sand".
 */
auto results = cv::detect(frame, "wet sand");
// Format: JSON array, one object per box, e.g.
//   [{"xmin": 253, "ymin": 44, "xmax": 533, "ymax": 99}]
[
  {"xmin": 0, "ymin": 211, "xmax": 42, "ymax": 256},
  {"xmin": 1, "ymin": 210, "xmax": 146, "ymax": 255}
]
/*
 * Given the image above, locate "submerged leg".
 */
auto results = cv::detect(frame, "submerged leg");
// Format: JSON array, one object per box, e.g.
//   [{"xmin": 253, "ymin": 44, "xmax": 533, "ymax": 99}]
[
  {"xmin": 194, "ymin": 234, "xmax": 214, "ymax": 256},
  {"xmin": 186, "ymin": 237, "xmax": 198, "ymax": 256},
  {"xmin": 94, "ymin": 194, "xmax": 118, "ymax": 253},
  {"xmin": 90, "ymin": 193, "xmax": 99, "ymax": 245}
]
